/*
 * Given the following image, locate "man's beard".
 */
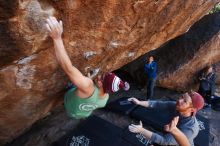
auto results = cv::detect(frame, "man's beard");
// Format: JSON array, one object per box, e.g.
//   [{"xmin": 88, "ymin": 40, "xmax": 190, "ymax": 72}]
[{"xmin": 176, "ymin": 106, "xmax": 190, "ymax": 113}]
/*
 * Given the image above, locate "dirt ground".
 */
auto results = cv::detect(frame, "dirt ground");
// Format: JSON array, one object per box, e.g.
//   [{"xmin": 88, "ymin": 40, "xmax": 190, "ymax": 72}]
[{"xmin": 5, "ymin": 85, "xmax": 220, "ymax": 146}]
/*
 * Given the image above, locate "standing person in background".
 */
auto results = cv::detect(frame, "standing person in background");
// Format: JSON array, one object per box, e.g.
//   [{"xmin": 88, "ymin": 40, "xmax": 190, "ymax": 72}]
[
  {"xmin": 198, "ymin": 65, "xmax": 216, "ymax": 106},
  {"xmin": 46, "ymin": 16, "xmax": 130, "ymax": 119},
  {"xmin": 144, "ymin": 56, "xmax": 157, "ymax": 99}
]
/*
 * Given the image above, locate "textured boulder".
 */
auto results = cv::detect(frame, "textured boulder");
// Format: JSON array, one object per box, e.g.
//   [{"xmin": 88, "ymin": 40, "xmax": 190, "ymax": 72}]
[
  {"xmin": 0, "ymin": 0, "xmax": 219, "ymax": 144},
  {"xmin": 123, "ymin": 12, "xmax": 220, "ymax": 92},
  {"xmin": 156, "ymin": 12, "xmax": 220, "ymax": 91}
]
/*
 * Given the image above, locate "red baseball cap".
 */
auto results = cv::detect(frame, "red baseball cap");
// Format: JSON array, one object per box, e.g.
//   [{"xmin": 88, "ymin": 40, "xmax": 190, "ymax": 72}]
[{"xmin": 189, "ymin": 92, "xmax": 204, "ymax": 115}]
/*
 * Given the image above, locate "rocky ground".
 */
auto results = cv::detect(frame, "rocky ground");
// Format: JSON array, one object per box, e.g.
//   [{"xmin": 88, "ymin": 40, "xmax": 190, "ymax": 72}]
[{"xmin": 5, "ymin": 85, "xmax": 220, "ymax": 146}]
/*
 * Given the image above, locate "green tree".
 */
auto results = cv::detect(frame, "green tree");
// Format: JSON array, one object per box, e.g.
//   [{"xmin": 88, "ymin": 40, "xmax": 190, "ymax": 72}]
[{"xmin": 210, "ymin": 3, "xmax": 220, "ymax": 14}]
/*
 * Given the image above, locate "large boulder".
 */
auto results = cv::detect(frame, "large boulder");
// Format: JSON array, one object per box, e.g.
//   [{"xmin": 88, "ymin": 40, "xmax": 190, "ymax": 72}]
[
  {"xmin": 123, "ymin": 12, "xmax": 220, "ymax": 92},
  {"xmin": 156, "ymin": 12, "xmax": 220, "ymax": 91},
  {"xmin": 0, "ymin": 0, "xmax": 219, "ymax": 144}
]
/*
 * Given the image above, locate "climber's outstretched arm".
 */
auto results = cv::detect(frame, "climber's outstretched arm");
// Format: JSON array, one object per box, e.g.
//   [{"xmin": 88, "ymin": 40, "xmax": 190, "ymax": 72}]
[{"xmin": 46, "ymin": 16, "xmax": 94, "ymax": 95}]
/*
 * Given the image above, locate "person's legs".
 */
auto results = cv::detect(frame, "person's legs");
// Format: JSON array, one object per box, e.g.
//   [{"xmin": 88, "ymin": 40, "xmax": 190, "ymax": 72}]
[
  {"xmin": 202, "ymin": 90, "xmax": 211, "ymax": 104},
  {"xmin": 198, "ymin": 87, "xmax": 205, "ymax": 97},
  {"xmin": 149, "ymin": 78, "xmax": 156, "ymax": 98},
  {"xmin": 198, "ymin": 88, "xmax": 208, "ymax": 103},
  {"xmin": 205, "ymin": 93, "xmax": 212, "ymax": 104},
  {"xmin": 147, "ymin": 78, "xmax": 156, "ymax": 99},
  {"xmin": 146, "ymin": 79, "xmax": 150, "ymax": 99},
  {"xmin": 199, "ymin": 89, "xmax": 212, "ymax": 108}
]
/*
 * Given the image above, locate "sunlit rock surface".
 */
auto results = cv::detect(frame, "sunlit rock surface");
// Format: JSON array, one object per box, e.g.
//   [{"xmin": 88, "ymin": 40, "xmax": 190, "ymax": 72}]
[{"xmin": 0, "ymin": 0, "xmax": 219, "ymax": 144}]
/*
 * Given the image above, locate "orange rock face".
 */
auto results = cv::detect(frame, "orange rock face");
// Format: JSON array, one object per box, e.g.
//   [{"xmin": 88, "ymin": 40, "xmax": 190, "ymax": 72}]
[{"xmin": 0, "ymin": 0, "xmax": 219, "ymax": 144}]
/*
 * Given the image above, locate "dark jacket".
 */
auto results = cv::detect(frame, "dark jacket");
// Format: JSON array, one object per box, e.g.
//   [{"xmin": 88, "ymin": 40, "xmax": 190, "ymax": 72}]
[
  {"xmin": 199, "ymin": 72, "xmax": 216, "ymax": 96},
  {"xmin": 144, "ymin": 61, "xmax": 157, "ymax": 79}
]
